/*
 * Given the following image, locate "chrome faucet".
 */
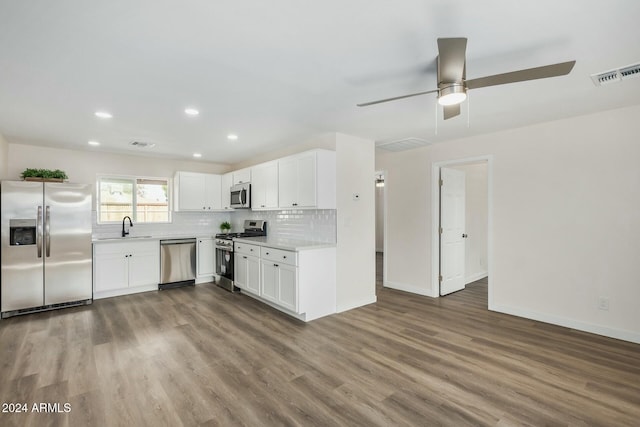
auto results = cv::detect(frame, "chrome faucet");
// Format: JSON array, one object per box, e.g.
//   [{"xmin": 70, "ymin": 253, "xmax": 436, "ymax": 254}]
[{"xmin": 122, "ymin": 216, "xmax": 133, "ymax": 237}]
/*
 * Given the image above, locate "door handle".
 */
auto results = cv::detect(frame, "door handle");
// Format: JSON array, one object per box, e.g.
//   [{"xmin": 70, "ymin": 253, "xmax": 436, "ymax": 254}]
[
  {"xmin": 36, "ymin": 206, "xmax": 43, "ymax": 258},
  {"xmin": 45, "ymin": 206, "xmax": 51, "ymax": 257}
]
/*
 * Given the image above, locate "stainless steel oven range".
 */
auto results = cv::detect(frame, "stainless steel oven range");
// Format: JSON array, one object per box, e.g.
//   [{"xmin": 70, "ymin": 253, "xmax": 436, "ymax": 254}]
[{"xmin": 215, "ymin": 219, "xmax": 266, "ymax": 292}]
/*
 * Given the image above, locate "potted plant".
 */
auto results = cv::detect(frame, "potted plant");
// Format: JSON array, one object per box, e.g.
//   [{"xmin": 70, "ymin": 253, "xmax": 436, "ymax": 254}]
[
  {"xmin": 21, "ymin": 168, "xmax": 68, "ymax": 182},
  {"xmin": 220, "ymin": 221, "xmax": 232, "ymax": 234}
]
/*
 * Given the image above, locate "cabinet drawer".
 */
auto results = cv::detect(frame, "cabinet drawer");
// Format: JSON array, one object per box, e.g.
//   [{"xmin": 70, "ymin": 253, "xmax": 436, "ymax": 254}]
[
  {"xmin": 261, "ymin": 247, "xmax": 297, "ymax": 267},
  {"xmin": 234, "ymin": 242, "xmax": 260, "ymax": 256}
]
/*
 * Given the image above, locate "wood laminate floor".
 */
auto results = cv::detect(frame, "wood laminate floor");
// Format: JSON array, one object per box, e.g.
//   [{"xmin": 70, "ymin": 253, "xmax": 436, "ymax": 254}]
[{"xmin": 1, "ymin": 254, "xmax": 639, "ymax": 426}]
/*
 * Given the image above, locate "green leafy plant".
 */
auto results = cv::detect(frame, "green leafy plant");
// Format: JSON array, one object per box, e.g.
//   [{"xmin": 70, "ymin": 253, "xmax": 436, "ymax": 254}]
[
  {"xmin": 21, "ymin": 168, "xmax": 68, "ymax": 180},
  {"xmin": 220, "ymin": 221, "xmax": 232, "ymax": 232}
]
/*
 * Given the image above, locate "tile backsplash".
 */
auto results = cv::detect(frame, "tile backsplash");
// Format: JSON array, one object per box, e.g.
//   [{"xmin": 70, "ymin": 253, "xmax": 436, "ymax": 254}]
[
  {"xmin": 92, "ymin": 211, "xmax": 232, "ymax": 238},
  {"xmin": 233, "ymin": 209, "xmax": 337, "ymax": 243},
  {"xmin": 92, "ymin": 209, "xmax": 336, "ymax": 242}
]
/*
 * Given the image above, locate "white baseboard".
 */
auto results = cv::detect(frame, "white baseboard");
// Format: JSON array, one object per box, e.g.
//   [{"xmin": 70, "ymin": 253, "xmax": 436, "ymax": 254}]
[
  {"xmin": 383, "ymin": 281, "xmax": 433, "ymax": 297},
  {"xmin": 465, "ymin": 271, "xmax": 488, "ymax": 284},
  {"xmin": 491, "ymin": 304, "xmax": 640, "ymax": 344},
  {"xmin": 336, "ymin": 295, "xmax": 377, "ymax": 314}
]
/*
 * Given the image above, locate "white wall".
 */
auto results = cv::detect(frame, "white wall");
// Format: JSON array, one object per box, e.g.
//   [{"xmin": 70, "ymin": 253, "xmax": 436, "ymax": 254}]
[
  {"xmin": 377, "ymin": 104, "xmax": 640, "ymax": 343},
  {"xmin": 7, "ymin": 143, "xmax": 229, "ymax": 185},
  {"xmin": 0, "ymin": 133, "xmax": 8, "ymax": 180},
  {"xmin": 451, "ymin": 162, "xmax": 488, "ymax": 283},
  {"xmin": 335, "ymin": 133, "xmax": 376, "ymax": 312}
]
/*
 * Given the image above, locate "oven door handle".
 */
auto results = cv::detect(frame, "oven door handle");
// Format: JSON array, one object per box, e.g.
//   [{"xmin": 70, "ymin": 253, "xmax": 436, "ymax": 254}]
[{"xmin": 215, "ymin": 246, "xmax": 233, "ymax": 252}]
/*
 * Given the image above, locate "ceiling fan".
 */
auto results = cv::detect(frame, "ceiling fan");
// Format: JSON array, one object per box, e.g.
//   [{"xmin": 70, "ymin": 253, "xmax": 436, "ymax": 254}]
[{"xmin": 357, "ymin": 38, "xmax": 576, "ymax": 120}]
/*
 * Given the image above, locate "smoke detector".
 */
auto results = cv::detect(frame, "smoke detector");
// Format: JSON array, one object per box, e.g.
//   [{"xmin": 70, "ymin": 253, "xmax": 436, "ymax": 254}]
[
  {"xmin": 591, "ymin": 62, "xmax": 640, "ymax": 86},
  {"xmin": 376, "ymin": 137, "xmax": 432, "ymax": 152},
  {"xmin": 129, "ymin": 141, "xmax": 156, "ymax": 148}
]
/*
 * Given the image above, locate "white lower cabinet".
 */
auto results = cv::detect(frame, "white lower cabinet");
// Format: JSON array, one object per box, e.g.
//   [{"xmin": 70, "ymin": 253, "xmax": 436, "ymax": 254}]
[
  {"xmin": 234, "ymin": 242, "xmax": 261, "ymax": 295},
  {"xmin": 235, "ymin": 240, "xmax": 336, "ymax": 321},
  {"xmin": 235, "ymin": 253, "xmax": 260, "ymax": 295},
  {"xmin": 93, "ymin": 240, "xmax": 160, "ymax": 298},
  {"xmin": 197, "ymin": 237, "xmax": 215, "ymax": 278},
  {"xmin": 261, "ymin": 260, "xmax": 297, "ymax": 312}
]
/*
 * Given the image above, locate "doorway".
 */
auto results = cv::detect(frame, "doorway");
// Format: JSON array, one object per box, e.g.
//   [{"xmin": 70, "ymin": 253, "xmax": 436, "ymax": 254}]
[
  {"xmin": 375, "ymin": 170, "xmax": 386, "ymax": 291},
  {"xmin": 432, "ymin": 156, "xmax": 492, "ymax": 307}
]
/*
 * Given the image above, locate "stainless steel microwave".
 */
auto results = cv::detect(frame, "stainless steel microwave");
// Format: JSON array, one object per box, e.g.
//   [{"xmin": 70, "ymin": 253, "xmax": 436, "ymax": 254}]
[{"xmin": 230, "ymin": 183, "xmax": 250, "ymax": 209}]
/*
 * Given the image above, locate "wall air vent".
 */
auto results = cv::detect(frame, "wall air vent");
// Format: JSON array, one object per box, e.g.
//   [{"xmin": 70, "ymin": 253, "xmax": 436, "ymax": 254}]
[
  {"xmin": 591, "ymin": 62, "xmax": 640, "ymax": 86},
  {"xmin": 376, "ymin": 137, "xmax": 432, "ymax": 152},
  {"xmin": 129, "ymin": 141, "xmax": 156, "ymax": 148}
]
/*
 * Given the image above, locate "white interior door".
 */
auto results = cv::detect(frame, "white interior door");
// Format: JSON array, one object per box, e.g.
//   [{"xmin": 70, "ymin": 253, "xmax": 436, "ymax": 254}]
[{"xmin": 440, "ymin": 167, "xmax": 466, "ymax": 295}]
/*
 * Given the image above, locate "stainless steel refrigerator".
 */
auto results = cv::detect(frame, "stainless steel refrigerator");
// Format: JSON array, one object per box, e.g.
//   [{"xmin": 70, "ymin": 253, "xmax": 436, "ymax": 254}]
[{"xmin": 1, "ymin": 181, "xmax": 92, "ymax": 318}]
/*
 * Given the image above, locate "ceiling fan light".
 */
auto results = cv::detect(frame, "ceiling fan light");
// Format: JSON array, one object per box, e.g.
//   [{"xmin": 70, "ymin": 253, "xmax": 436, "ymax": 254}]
[{"xmin": 438, "ymin": 84, "xmax": 467, "ymax": 106}]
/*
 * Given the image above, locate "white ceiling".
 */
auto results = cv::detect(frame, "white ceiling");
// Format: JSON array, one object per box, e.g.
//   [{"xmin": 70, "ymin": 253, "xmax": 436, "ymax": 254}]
[{"xmin": 1, "ymin": 0, "xmax": 639, "ymax": 164}]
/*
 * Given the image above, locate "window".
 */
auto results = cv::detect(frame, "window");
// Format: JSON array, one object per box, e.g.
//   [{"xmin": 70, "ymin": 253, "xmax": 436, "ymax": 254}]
[{"xmin": 97, "ymin": 176, "xmax": 170, "ymax": 223}]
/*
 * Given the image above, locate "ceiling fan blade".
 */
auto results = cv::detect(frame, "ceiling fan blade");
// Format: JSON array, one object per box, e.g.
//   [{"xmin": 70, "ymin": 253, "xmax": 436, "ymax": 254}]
[
  {"xmin": 437, "ymin": 38, "xmax": 467, "ymax": 83},
  {"xmin": 443, "ymin": 104, "xmax": 460, "ymax": 120},
  {"xmin": 356, "ymin": 89, "xmax": 438, "ymax": 107},
  {"xmin": 466, "ymin": 60, "xmax": 576, "ymax": 90}
]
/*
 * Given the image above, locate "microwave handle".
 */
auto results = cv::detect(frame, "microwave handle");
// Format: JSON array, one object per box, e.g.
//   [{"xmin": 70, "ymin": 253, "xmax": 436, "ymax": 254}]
[{"xmin": 241, "ymin": 188, "xmax": 247, "ymax": 206}]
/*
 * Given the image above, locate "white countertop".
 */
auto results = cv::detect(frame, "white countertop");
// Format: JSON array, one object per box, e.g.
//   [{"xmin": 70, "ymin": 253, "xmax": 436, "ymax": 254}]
[
  {"xmin": 232, "ymin": 236, "xmax": 336, "ymax": 251},
  {"xmin": 92, "ymin": 234, "xmax": 216, "ymax": 243}
]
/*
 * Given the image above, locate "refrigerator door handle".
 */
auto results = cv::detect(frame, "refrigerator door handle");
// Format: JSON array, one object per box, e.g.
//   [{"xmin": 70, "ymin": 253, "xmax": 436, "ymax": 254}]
[
  {"xmin": 45, "ymin": 205, "xmax": 51, "ymax": 257},
  {"xmin": 37, "ymin": 206, "xmax": 43, "ymax": 258}
]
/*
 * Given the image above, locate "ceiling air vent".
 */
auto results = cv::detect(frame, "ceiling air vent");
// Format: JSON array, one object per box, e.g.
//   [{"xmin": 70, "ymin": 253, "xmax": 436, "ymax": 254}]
[
  {"xmin": 591, "ymin": 62, "xmax": 640, "ymax": 86},
  {"xmin": 376, "ymin": 137, "xmax": 432, "ymax": 152},
  {"xmin": 129, "ymin": 141, "xmax": 156, "ymax": 148}
]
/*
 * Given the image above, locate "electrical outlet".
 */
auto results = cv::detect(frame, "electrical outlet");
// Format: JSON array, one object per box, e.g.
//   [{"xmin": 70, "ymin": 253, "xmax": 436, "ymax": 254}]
[{"xmin": 597, "ymin": 297, "xmax": 609, "ymax": 311}]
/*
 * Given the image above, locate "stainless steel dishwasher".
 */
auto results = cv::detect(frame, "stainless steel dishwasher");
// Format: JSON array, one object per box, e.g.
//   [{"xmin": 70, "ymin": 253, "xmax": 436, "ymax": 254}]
[{"xmin": 159, "ymin": 238, "xmax": 196, "ymax": 289}]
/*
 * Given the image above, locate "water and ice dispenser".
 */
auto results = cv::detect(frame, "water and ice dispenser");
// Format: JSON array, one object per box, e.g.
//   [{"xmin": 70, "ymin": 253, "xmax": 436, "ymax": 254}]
[{"xmin": 9, "ymin": 219, "xmax": 36, "ymax": 246}]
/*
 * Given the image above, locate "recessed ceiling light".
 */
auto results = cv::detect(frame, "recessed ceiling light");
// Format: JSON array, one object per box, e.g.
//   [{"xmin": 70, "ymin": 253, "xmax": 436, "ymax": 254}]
[
  {"xmin": 95, "ymin": 111, "xmax": 113, "ymax": 119},
  {"xmin": 193, "ymin": 153, "xmax": 202, "ymax": 158},
  {"xmin": 185, "ymin": 108, "xmax": 199, "ymax": 116},
  {"xmin": 87, "ymin": 140, "xmax": 100, "ymax": 146},
  {"xmin": 227, "ymin": 134, "xmax": 238, "ymax": 140}
]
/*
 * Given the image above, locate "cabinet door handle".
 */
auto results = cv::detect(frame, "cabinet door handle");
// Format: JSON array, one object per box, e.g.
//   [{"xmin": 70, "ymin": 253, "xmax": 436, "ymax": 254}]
[
  {"xmin": 283, "ymin": 256, "xmax": 287, "ymax": 259},
  {"xmin": 265, "ymin": 252, "xmax": 269, "ymax": 255},
  {"xmin": 243, "ymin": 256, "xmax": 247, "ymax": 259},
  {"xmin": 274, "ymin": 264, "xmax": 279, "ymax": 267}
]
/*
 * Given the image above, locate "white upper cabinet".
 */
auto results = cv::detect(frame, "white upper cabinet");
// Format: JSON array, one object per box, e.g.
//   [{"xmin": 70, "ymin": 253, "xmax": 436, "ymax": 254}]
[
  {"xmin": 204, "ymin": 174, "xmax": 222, "ymax": 210},
  {"xmin": 251, "ymin": 161, "xmax": 278, "ymax": 210},
  {"xmin": 277, "ymin": 150, "xmax": 335, "ymax": 209},
  {"xmin": 232, "ymin": 168, "xmax": 251, "ymax": 185},
  {"xmin": 174, "ymin": 171, "xmax": 223, "ymax": 211},
  {"xmin": 175, "ymin": 172, "xmax": 206, "ymax": 211},
  {"xmin": 221, "ymin": 172, "xmax": 233, "ymax": 210}
]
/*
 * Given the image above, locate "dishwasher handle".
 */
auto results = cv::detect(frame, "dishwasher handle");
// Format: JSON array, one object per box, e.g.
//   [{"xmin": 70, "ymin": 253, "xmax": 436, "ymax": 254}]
[{"xmin": 160, "ymin": 238, "xmax": 196, "ymax": 245}]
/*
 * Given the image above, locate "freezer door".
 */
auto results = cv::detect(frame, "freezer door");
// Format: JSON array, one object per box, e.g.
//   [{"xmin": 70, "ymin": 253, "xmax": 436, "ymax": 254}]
[
  {"xmin": 43, "ymin": 183, "xmax": 92, "ymax": 305},
  {"xmin": 1, "ymin": 181, "xmax": 44, "ymax": 312}
]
